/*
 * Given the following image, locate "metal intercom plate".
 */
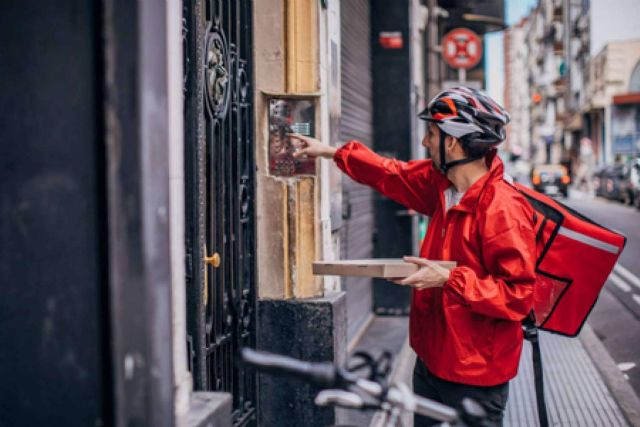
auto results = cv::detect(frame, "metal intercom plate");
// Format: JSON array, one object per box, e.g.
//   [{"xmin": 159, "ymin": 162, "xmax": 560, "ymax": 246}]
[{"xmin": 268, "ymin": 98, "xmax": 316, "ymax": 177}]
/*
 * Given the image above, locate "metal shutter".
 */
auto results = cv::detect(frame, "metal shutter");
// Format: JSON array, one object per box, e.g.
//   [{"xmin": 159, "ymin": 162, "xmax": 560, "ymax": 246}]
[{"xmin": 340, "ymin": 0, "xmax": 375, "ymax": 340}]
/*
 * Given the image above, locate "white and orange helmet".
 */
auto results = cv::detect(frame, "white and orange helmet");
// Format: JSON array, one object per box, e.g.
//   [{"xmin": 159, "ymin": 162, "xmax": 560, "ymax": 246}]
[
  {"xmin": 419, "ymin": 86, "xmax": 510, "ymax": 144},
  {"xmin": 418, "ymin": 86, "xmax": 510, "ymax": 172}
]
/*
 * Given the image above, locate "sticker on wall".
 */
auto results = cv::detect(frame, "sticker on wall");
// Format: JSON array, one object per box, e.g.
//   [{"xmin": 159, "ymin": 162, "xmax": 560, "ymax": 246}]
[{"xmin": 268, "ymin": 98, "xmax": 316, "ymax": 177}]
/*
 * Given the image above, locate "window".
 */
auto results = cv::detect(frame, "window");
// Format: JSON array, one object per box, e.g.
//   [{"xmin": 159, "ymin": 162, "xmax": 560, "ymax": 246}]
[{"xmin": 630, "ymin": 60, "xmax": 640, "ymax": 92}]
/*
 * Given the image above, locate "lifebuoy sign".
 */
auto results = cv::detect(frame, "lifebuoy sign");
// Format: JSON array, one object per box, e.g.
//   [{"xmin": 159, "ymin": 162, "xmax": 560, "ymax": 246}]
[{"xmin": 442, "ymin": 28, "xmax": 482, "ymax": 70}]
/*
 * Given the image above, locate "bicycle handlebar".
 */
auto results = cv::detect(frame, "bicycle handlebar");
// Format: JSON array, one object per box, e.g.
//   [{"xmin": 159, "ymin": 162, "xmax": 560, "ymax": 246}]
[
  {"xmin": 315, "ymin": 390, "xmax": 365, "ymax": 409},
  {"xmin": 241, "ymin": 348, "xmax": 485, "ymax": 426},
  {"xmin": 241, "ymin": 348, "xmax": 342, "ymax": 388}
]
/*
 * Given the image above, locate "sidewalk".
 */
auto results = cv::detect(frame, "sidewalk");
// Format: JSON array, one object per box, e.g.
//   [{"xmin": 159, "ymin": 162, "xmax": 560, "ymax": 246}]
[
  {"xmin": 348, "ymin": 317, "xmax": 640, "ymax": 427},
  {"xmin": 340, "ymin": 316, "xmax": 411, "ymax": 427},
  {"xmin": 505, "ymin": 326, "xmax": 637, "ymax": 426}
]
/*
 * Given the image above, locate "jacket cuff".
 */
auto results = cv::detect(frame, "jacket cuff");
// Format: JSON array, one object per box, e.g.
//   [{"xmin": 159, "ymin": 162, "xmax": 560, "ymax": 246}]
[
  {"xmin": 333, "ymin": 140, "xmax": 359, "ymax": 169},
  {"xmin": 445, "ymin": 267, "xmax": 470, "ymax": 303}
]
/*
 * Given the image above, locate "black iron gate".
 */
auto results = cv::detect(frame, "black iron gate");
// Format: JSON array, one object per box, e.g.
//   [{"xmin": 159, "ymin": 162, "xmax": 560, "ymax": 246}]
[{"xmin": 183, "ymin": 1, "xmax": 257, "ymax": 425}]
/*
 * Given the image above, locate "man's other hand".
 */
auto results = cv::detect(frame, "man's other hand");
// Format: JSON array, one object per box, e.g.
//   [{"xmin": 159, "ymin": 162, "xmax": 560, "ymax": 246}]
[
  {"xmin": 390, "ymin": 256, "xmax": 451, "ymax": 289},
  {"xmin": 289, "ymin": 134, "xmax": 338, "ymax": 159}
]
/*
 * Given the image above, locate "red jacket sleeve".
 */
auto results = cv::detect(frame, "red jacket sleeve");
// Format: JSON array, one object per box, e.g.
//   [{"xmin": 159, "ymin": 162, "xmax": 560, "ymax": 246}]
[
  {"xmin": 444, "ymin": 200, "xmax": 537, "ymax": 321},
  {"xmin": 333, "ymin": 141, "xmax": 446, "ymax": 217}
]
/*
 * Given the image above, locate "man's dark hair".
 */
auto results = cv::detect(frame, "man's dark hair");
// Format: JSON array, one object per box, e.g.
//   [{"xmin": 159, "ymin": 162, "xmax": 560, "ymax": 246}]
[{"xmin": 459, "ymin": 133, "xmax": 492, "ymax": 159}]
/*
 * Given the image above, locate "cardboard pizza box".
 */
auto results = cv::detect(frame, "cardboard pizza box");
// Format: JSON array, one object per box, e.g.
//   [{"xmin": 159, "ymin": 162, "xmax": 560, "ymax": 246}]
[{"xmin": 312, "ymin": 258, "xmax": 457, "ymax": 278}]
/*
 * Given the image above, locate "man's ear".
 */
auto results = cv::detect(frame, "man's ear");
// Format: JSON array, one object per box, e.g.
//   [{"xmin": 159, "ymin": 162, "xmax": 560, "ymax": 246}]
[{"xmin": 445, "ymin": 135, "xmax": 457, "ymax": 151}]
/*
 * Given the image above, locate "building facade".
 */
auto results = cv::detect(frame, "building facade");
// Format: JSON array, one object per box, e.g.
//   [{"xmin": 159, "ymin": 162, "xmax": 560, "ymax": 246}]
[
  {"xmin": 504, "ymin": 17, "xmax": 532, "ymax": 161},
  {"xmin": 1, "ymin": 1, "xmax": 505, "ymax": 426},
  {"xmin": 507, "ymin": 0, "xmax": 640, "ymax": 173},
  {"xmin": 588, "ymin": 40, "xmax": 640, "ymax": 163}
]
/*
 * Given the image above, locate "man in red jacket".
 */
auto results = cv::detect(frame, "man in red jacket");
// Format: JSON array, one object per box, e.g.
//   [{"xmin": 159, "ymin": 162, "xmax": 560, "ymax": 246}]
[{"xmin": 291, "ymin": 87, "xmax": 536, "ymax": 426}]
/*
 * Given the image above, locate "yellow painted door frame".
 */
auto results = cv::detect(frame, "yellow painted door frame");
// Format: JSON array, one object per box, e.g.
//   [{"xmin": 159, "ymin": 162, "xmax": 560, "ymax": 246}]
[{"xmin": 284, "ymin": 0, "xmax": 321, "ymax": 298}]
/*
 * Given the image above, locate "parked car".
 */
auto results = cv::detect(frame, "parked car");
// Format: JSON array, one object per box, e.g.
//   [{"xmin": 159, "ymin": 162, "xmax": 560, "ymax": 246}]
[
  {"xmin": 603, "ymin": 164, "xmax": 628, "ymax": 202},
  {"xmin": 593, "ymin": 166, "xmax": 609, "ymax": 198},
  {"xmin": 621, "ymin": 158, "xmax": 640, "ymax": 207},
  {"xmin": 531, "ymin": 164, "xmax": 570, "ymax": 197}
]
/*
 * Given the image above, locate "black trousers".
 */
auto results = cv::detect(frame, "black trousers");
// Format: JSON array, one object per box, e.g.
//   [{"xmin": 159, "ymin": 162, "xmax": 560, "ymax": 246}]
[{"xmin": 412, "ymin": 358, "xmax": 509, "ymax": 427}]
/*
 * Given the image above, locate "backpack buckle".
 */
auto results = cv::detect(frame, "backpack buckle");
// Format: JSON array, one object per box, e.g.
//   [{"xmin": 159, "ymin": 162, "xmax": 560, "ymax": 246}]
[{"xmin": 524, "ymin": 324, "xmax": 539, "ymax": 343}]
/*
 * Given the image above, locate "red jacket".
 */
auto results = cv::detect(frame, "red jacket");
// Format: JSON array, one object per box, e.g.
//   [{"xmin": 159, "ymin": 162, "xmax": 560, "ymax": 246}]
[{"xmin": 334, "ymin": 141, "xmax": 536, "ymax": 386}]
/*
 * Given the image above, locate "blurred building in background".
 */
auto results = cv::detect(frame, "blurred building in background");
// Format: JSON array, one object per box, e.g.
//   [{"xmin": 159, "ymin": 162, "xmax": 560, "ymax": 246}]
[
  {"xmin": 1, "ymin": 1, "xmax": 505, "ymax": 427},
  {"xmin": 530, "ymin": 0, "xmax": 569, "ymax": 167},
  {"xmin": 506, "ymin": 0, "xmax": 640, "ymax": 175},
  {"xmin": 504, "ymin": 16, "xmax": 532, "ymax": 161},
  {"xmin": 588, "ymin": 39, "xmax": 640, "ymax": 164}
]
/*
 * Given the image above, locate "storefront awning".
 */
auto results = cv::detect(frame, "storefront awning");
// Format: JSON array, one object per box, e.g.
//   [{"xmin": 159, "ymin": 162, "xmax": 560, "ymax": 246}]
[{"xmin": 613, "ymin": 92, "xmax": 640, "ymax": 105}]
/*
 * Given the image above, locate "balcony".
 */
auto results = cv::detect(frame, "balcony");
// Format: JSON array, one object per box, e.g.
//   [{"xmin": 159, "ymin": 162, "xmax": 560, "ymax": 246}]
[
  {"xmin": 552, "ymin": 2, "xmax": 563, "ymax": 22},
  {"xmin": 531, "ymin": 107, "xmax": 545, "ymax": 123},
  {"xmin": 535, "ymin": 47, "xmax": 545, "ymax": 65},
  {"xmin": 555, "ymin": 112, "xmax": 568, "ymax": 124},
  {"xmin": 572, "ymin": 13, "xmax": 588, "ymax": 37},
  {"xmin": 551, "ymin": 22, "xmax": 564, "ymax": 53},
  {"xmin": 553, "ymin": 75, "xmax": 568, "ymax": 95},
  {"xmin": 574, "ymin": 40, "xmax": 589, "ymax": 59}
]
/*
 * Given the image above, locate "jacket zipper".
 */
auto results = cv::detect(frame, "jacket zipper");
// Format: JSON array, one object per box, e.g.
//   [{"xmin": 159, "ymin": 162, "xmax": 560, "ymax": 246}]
[
  {"xmin": 441, "ymin": 210, "xmax": 456, "ymax": 260},
  {"xmin": 441, "ymin": 213, "xmax": 448, "ymax": 258}
]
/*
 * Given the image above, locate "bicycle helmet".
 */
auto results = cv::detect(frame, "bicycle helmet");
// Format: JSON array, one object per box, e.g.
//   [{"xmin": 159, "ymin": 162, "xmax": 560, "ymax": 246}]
[{"xmin": 418, "ymin": 86, "xmax": 510, "ymax": 174}]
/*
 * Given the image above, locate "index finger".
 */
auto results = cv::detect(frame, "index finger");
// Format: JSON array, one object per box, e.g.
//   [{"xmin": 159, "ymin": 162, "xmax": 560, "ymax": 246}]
[{"xmin": 287, "ymin": 133, "xmax": 306, "ymax": 141}]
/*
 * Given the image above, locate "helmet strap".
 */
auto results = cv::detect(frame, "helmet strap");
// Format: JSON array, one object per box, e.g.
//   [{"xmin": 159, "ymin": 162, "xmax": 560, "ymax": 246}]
[
  {"xmin": 438, "ymin": 130, "xmax": 482, "ymax": 174},
  {"xmin": 438, "ymin": 130, "xmax": 449, "ymax": 174}
]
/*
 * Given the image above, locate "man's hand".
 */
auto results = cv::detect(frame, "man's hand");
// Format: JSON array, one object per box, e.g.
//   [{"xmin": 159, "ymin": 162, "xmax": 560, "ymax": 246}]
[
  {"xmin": 390, "ymin": 256, "xmax": 451, "ymax": 289},
  {"xmin": 289, "ymin": 134, "xmax": 338, "ymax": 159}
]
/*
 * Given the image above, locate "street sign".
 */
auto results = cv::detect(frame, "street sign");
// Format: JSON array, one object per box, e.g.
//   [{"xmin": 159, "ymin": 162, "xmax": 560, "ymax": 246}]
[
  {"xmin": 442, "ymin": 28, "xmax": 482, "ymax": 70},
  {"xmin": 443, "ymin": 80, "xmax": 482, "ymax": 90},
  {"xmin": 379, "ymin": 31, "xmax": 404, "ymax": 49}
]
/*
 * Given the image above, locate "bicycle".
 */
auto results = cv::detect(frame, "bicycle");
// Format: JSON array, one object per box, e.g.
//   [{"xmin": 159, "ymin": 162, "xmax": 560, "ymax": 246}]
[{"xmin": 241, "ymin": 348, "xmax": 490, "ymax": 427}]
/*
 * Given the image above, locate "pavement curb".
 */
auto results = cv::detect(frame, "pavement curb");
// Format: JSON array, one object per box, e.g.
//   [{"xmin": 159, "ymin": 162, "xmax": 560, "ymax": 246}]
[{"xmin": 580, "ymin": 323, "xmax": 640, "ymax": 427}]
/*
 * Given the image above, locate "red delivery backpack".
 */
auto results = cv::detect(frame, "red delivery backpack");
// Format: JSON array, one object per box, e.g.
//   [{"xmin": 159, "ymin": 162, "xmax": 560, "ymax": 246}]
[
  {"xmin": 515, "ymin": 182, "xmax": 627, "ymax": 336},
  {"xmin": 512, "ymin": 180, "xmax": 626, "ymax": 427}
]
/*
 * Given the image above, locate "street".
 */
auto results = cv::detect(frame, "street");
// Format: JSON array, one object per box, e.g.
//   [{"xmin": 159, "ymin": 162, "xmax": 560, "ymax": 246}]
[{"xmin": 563, "ymin": 191, "xmax": 640, "ymax": 397}]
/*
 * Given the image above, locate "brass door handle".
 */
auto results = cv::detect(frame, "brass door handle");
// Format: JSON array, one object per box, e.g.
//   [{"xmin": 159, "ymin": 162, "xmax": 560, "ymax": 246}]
[{"xmin": 205, "ymin": 252, "xmax": 221, "ymax": 268}]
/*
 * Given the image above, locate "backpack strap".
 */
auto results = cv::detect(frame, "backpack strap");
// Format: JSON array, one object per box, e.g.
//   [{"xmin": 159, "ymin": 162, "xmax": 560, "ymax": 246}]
[{"xmin": 523, "ymin": 317, "xmax": 550, "ymax": 427}]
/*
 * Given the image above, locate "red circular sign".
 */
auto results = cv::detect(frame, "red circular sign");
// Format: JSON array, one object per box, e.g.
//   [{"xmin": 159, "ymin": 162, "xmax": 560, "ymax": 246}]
[{"xmin": 442, "ymin": 28, "xmax": 482, "ymax": 69}]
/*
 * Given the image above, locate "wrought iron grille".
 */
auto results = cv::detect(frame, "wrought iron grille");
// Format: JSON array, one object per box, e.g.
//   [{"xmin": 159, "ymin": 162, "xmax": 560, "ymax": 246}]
[{"xmin": 183, "ymin": 1, "xmax": 256, "ymax": 425}]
